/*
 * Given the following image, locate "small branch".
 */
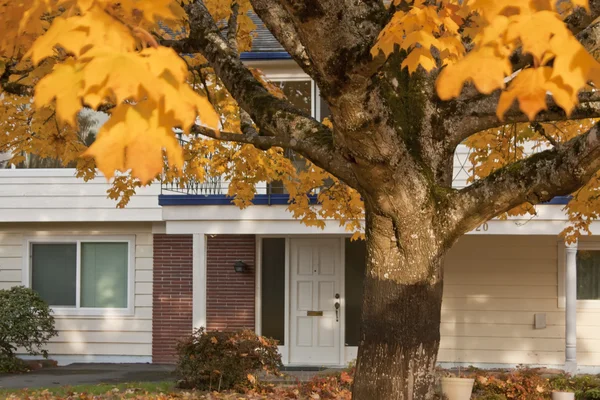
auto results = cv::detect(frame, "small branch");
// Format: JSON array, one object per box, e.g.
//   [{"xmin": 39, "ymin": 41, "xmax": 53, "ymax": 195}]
[
  {"xmin": 191, "ymin": 124, "xmax": 284, "ymax": 148},
  {"xmin": 446, "ymin": 90, "xmax": 600, "ymax": 148},
  {"xmin": 226, "ymin": 1, "xmax": 239, "ymax": 55},
  {"xmin": 190, "ymin": 120, "xmax": 360, "ymax": 189},
  {"xmin": 0, "ymin": 60, "xmax": 34, "ymax": 96},
  {"xmin": 448, "ymin": 122, "xmax": 600, "ymax": 237},
  {"xmin": 531, "ymin": 122, "xmax": 559, "ymax": 147}
]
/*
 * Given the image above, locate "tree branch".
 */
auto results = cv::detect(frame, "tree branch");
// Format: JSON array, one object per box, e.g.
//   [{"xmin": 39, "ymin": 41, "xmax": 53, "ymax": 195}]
[
  {"xmin": 249, "ymin": 0, "xmax": 318, "ymax": 79},
  {"xmin": 445, "ymin": 90, "xmax": 600, "ymax": 148},
  {"xmin": 0, "ymin": 60, "xmax": 34, "ymax": 96},
  {"xmin": 190, "ymin": 122, "xmax": 360, "ymax": 188},
  {"xmin": 181, "ymin": 0, "xmax": 359, "ymax": 187},
  {"xmin": 227, "ymin": 1, "xmax": 239, "ymax": 55},
  {"xmin": 447, "ymin": 122, "xmax": 600, "ymax": 237},
  {"xmin": 531, "ymin": 122, "xmax": 559, "ymax": 147},
  {"xmin": 249, "ymin": 0, "xmax": 387, "ymax": 97}
]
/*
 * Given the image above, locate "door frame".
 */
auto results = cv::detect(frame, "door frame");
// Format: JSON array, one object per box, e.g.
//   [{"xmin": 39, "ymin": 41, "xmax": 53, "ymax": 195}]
[{"xmin": 255, "ymin": 235, "xmax": 346, "ymax": 366}]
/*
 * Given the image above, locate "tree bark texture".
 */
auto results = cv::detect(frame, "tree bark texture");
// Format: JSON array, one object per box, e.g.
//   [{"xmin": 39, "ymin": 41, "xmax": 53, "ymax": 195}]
[{"xmin": 353, "ymin": 203, "xmax": 445, "ymax": 400}]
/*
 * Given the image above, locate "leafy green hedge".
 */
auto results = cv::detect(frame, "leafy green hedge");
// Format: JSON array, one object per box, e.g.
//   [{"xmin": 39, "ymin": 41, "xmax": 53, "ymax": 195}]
[{"xmin": 0, "ymin": 286, "xmax": 57, "ymax": 373}]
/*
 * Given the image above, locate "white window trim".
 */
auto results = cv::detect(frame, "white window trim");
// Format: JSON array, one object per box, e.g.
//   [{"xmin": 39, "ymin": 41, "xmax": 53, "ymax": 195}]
[
  {"xmin": 558, "ymin": 240, "xmax": 600, "ymax": 309},
  {"xmin": 22, "ymin": 235, "xmax": 136, "ymax": 317}
]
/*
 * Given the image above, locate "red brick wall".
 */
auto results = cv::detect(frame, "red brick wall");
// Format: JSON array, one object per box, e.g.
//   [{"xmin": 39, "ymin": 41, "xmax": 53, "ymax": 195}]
[
  {"xmin": 152, "ymin": 234, "xmax": 193, "ymax": 364},
  {"xmin": 207, "ymin": 235, "xmax": 256, "ymax": 331}
]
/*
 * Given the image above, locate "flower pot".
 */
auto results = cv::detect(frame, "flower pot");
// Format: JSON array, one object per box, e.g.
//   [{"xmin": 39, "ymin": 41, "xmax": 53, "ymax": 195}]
[
  {"xmin": 441, "ymin": 377, "xmax": 474, "ymax": 400},
  {"xmin": 552, "ymin": 392, "xmax": 575, "ymax": 400}
]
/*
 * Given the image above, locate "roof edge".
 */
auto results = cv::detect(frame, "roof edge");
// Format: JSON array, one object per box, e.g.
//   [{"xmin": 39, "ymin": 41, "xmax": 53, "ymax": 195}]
[{"xmin": 240, "ymin": 52, "xmax": 292, "ymax": 60}]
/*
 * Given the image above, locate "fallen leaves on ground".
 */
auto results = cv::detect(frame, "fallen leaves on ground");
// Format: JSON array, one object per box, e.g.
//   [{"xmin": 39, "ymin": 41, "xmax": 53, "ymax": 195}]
[{"xmin": 1, "ymin": 371, "xmax": 354, "ymax": 400}]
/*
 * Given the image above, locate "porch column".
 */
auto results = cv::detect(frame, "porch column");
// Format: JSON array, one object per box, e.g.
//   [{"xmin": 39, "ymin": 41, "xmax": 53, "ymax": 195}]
[
  {"xmin": 192, "ymin": 233, "xmax": 207, "ymax": 329},
  {"xmin": 565, "ymin": 240, "xmax": 578, "ymax": 373}
]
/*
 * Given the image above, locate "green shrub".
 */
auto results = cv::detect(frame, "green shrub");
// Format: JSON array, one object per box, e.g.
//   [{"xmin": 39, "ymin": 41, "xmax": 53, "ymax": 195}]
[
  {"xmin": 549, "ymin": 374, "xmax": 600, "ymax": 399},
  {"xmin": 0, "ymin": 286, "xmax": 58, "ymax": 372},
  {"xmin": 583, "ymin": 388, "xmax": 600, "ymax": 400},
  {"xmin": 175, "ymin": 328, "xmax": 282, "ymax": 391},
  {"xmin": 0, "ymin": 353, "xmax": 28, "ymax": 373}
]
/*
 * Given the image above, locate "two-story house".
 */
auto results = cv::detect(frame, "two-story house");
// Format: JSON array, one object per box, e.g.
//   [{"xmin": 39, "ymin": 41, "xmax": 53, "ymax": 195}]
[{"xmin": 0, "ymin": 20, "xmax": 598, "ymax": 373}]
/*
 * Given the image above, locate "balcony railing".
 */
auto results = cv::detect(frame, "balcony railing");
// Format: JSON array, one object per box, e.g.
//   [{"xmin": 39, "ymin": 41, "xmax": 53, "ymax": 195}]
[
  {"xmin": 161, "ymin": 138, "xmax": 313, "ymax": 200},
  {"xmin": 161, "ymin": 175, "xmax": 224, "ymax": 195}
]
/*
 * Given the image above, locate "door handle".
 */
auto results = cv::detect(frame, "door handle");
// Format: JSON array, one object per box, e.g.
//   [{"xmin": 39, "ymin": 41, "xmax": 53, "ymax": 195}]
[{"xmin": 334, "ymin": 294, "xmax": 340, "ymax": 322}]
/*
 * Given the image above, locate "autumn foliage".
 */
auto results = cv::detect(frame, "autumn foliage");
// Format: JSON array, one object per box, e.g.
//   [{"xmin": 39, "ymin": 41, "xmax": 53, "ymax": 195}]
[
  {"xmin": 0, "ymin": 0, "xmax": 597, "ymax": 240},
  {"xmin": 175, "ymin": 328, "xmax": 281, "ymax": 391}
]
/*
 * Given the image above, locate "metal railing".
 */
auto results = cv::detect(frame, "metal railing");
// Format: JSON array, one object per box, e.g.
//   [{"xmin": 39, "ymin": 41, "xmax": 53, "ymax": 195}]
[
  {"xmin": 160, "ymin": 137, "xmax": 226, "ymax": 195},
  {"xmin": 161, "ymin": 174, "xmax": 225, "ymax": 195},
  {"xmin": 161, "ymin": 139, "xmax": 307, "ymax": 197}
]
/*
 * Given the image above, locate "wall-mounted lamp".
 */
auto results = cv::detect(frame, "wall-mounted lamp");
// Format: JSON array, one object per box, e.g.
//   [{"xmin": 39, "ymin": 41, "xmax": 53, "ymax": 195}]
[{"xmin": 233, "ymin": 260, "xmax": 248, "ymax": 273}]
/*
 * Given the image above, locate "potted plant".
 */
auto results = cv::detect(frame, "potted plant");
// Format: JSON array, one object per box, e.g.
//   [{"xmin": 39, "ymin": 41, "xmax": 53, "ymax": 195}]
[
  {"xmin": 550, "ymin": 375, "xmax": 575, "ymax": 400},
  {"xmin": 551, "ymin": 392, "xmax": 575, "ymax": 400},
  {"xmin": 441, "ymin": 367, "xmax": 475, "ymax": 400}
]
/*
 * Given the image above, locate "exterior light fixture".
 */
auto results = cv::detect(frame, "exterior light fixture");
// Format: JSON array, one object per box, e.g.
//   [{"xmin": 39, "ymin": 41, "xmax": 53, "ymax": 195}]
[{"xmin": 233, "ymin": 260, "xmax": 248, "ymax": 273}]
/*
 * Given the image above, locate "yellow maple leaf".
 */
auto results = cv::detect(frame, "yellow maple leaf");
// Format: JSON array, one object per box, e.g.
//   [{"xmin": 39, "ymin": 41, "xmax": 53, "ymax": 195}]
[
  {"xmin": 475, "ymin": 15, "xmax": 509, "ymax": 47},
  {"xmin": 119, "ymin": 0, "xmax": 178, "ymax": 22},
  {"xmin": 141, "ymin": 46, "xmax": 188, "ymax": 83},
  {"xmin": 551, "ymin": 34, "xmax": 600, "ymax": 95},
  {"xmin": 497, "ymin": 67, "xmax": 552, "ymax": 120},
  {"xmin": 402, "ymin": 47, "xmax": 436, "ymax": 73},
  {"xmin": 545, "ymin": 76, "xmax": 577, "ymax": 116},
  {"xmin": 470, "ymin": 0, "xmax": 532, "ymax": 22},
  {"xmin": 401, "ymin": 30, "xmax": 438, "ymax": 51},
  {"xmin": 437, "ymin": 45, "xmax": 511, "ymax": 99},
  {"xmin": 84, "ymin": 102, "xmax": 183, "ymax": 183},
  {"xmin": 27, "ymin": 9, "xmax": 135, "ymax": 64},
  {"xmin": 505, "ymin": 11, "xmax": 567, "ymax": 65},
  {"xmin": 34, "ymin": 59, "xmax": 83, "ymax": 125},
  {"xmin": 81, "ymin": 48, "xmax": 156, "ymax": 104}
]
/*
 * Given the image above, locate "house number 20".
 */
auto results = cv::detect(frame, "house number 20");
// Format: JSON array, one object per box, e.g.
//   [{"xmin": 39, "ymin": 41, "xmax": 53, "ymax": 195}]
[{"xmin": 475, "ymin": 223, "xmax": 489, "ymax": 232}]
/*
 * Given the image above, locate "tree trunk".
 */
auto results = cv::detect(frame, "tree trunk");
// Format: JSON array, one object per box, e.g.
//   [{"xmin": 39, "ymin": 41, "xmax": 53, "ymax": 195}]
[{"xmin": 352, "ymin": 207, "xmax": 445, "ymax": 400}]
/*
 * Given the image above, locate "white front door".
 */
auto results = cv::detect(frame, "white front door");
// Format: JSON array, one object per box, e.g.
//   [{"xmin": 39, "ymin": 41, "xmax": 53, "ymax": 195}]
[{"xmin": 289, "ymin": 238, "xmax": 342, "ymax": 365}]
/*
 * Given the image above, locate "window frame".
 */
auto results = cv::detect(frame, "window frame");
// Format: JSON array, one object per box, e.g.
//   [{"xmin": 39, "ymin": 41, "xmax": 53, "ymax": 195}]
[
  {"xmin": 558, "ymin": 240, "xmax": 600, "ymax": 309},
  {"xmin": 22, "ymin": 235, "xmax": 136, "ymax": 316}
]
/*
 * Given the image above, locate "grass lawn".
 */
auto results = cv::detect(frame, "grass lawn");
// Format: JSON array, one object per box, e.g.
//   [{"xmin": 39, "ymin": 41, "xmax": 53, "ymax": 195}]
[
  {"xmin": 0, "ymin": 381, "xmax": 179, "ymax": 398},
  {"xmin": 0, "ymin": 381, "xmax": 304, "ymax": 399}
]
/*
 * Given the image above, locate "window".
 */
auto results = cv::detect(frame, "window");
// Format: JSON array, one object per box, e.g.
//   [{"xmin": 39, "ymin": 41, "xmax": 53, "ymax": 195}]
[
  {"xmin": 269, "ymin": 80, "xmax": 312, "ymax": 195},
  {"xmin": 577, "ymin": 250, "xmax": 600, "ymax": 300},
  {"xmin": 27, "ymin": 237, "xmax": 133, "ymax": 315},
  {"xmin": 345, "ymin": 238, "xmax": 365, "ymax": 346},
  {"xmin": 260, "ymin": 238, "xmax": 286, "ymax": 345}
]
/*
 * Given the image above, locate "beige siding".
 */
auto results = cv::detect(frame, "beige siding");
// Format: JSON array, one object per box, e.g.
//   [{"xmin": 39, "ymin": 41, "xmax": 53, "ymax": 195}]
[
  {"xmin": 0, "ymin": 222, "xmax": 153, "ymax": 361},
  {"xmin": 0, "ymin": 169, "xmax": 161, "ymax": 222},
  {"xmin": 442, "ymin": 235, "xmax": 600, "ymax": 367}
]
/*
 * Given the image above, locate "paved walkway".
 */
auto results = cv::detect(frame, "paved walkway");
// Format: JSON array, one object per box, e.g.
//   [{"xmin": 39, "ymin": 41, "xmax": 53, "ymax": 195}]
[
  {"xmin": 0, "ymin": 363, "xmax": 176, "ymax": 390},
  {"xmin": 0, "ymin": 363, "xmax": 341, "ymax": 390}
]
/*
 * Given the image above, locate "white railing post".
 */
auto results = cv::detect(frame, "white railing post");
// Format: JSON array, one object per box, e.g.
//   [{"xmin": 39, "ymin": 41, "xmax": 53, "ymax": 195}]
[
  {"xmin": 565, "ymin": 240, "xmax": 578, "ymax": 373},
  {"xmin": 192, "ymin": 233, "xmax": 207, "ymax": 330}
]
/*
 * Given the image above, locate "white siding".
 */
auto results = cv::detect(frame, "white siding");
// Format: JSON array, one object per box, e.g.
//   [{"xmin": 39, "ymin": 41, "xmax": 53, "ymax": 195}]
[
  {"xmin": 0, "ymin": 169, "xmax": 161, "ymax": 222},
  {"xmin": 0, "ymin": 222, "xmax": 153, "ymax": 361},
  {"xmin": 441, "ymin": 235, "xmax": 600, "ymax": 367}
]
